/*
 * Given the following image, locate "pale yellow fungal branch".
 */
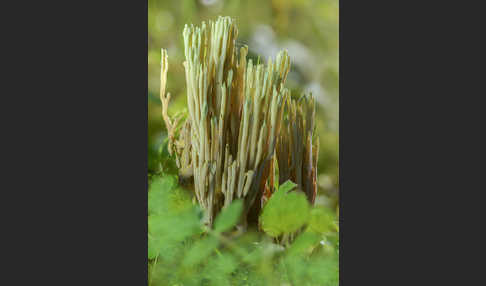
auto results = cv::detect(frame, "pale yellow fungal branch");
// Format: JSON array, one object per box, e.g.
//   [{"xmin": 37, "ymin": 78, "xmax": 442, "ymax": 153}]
[
  {"xmin": 160, "ymin": 49, "xmax": 192, "ymax": 175},
  {"xmin": 160, "ymin": 49, "xmax": 168, "ymax": 105},
  {"xmin": 159, "ymin": 49, "xmax": 175, "ymax": 154}
]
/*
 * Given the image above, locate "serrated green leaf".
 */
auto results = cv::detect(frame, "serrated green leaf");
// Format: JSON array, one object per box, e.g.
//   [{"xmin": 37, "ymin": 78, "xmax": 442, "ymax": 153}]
[
  {"xmin": 260, "ymin": 181, "xmax": 310, "ymax": 237},
  {"xmin": 214, "ymin": 200, "xmax": 243, "ymax": 233}
]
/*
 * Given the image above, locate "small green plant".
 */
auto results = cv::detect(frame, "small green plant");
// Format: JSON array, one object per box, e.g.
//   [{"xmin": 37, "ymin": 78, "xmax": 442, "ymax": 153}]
[{"xmin": 148, "ymin": 173, "xmax": 338, "ymax": 285}]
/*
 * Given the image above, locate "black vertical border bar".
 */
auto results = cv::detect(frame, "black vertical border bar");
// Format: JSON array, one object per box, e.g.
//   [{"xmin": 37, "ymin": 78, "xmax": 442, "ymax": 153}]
[{"xmin": 4, "ymin": 0, "xmax": 148, "ymax": 284}]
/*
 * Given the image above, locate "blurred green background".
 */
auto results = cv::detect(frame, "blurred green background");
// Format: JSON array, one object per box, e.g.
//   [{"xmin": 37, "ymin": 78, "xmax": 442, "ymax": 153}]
[{"xmin": 148, "ymin": 0, "xmax": 339, "ymax": 208}]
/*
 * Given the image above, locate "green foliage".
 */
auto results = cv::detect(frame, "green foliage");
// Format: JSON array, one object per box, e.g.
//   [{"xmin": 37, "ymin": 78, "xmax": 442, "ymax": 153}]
[
  {"xmin": 204, "ymin": 253, "xmax": 238, "ymax": 286},
  {"xmin": 280, "ymin": 253, "xmax": 339, "ymax": 286},
  {"xmin": 148, "ymin": 175, "xmax": 177, "ymax": 215},
  {"xmin": 260, "ymin": 180, "xmax": 310, "ymax": 237},
  {"xmin": 148, "ymin": 175, "xmax": 201, "ymax": 260},
  {"xmin": 182, "ymin": 236, "xmax": 219, "ymax": 267},
  {"xmin": 308, "ymin": 206, "xmax": 337, "ymax": 234},
  {"xmin": 286, "ymin": 231, "xmax": 321, "ymax": 257},
  {"xmin": 158, "ymin": 138, "xmax": 179, "ymax": 175},
  {"xmin": 148, "ymin": 175, "xmax": 339, "ymax": 285},
  {"xmin": 148, "ymin": 136, "xmax": 179, "ymax": 178},
  {"xmin": 214, "ymin": 200, "xmax": 243, "ymax": 233}
]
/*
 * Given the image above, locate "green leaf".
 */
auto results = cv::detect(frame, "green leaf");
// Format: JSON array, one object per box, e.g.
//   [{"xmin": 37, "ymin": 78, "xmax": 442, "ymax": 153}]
[
  {"xmin": 214, "ymin": 200, "xmax": 243, "ymax": 233},
  {"xmin": 182, "ymin": 236, "xmax": 219, "ymax": 266},
  {"xmin": 308, "ymin": 207, "xmax": 335, "ymax": 234},
  {"xmin": 148, "ymin": 175, "xmax": 177, "ymax": 215},
  {"xmin": 287, "ymin": 232, "xmax": 321, "ymax": 257},
  {"xmin": 307, "ymin": 254, "xmax": 339, "ymax": 285},
  {"xmin": 148, "ymin": 175, "xmax": 201, "ymax": 260},
  {"xmin": 260, "ymin": 180, "xmax": 310, "ymax": 237},
  {"xmin": 204, "ymin": 253, "xmax": 239, "ymax": 286},
  {"xmin": 279, "ymin": 180, "xmax": 298, "ymax": 194},
  {"xmin": 148, "ymin": 206, "xmax": 201, "ymax": 259}
]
